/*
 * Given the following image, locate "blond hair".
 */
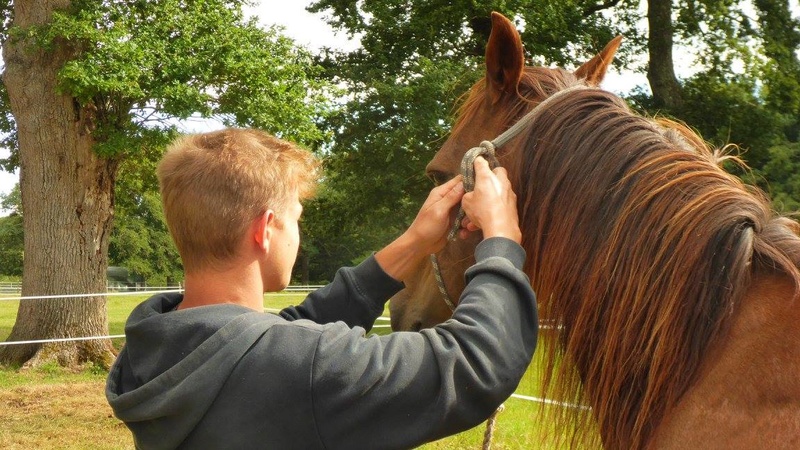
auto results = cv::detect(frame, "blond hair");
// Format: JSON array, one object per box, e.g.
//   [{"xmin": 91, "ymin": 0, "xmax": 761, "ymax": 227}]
[{"xmin": 157, "ymin": 128, "xmax": 319, "ymax": 272}]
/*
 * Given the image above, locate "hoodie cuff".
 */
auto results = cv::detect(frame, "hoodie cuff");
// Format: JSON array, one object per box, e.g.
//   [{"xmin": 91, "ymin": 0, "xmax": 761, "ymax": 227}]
[{"xmin": 475, "ymin": 237, "xmax": 526, "ymax": 269}]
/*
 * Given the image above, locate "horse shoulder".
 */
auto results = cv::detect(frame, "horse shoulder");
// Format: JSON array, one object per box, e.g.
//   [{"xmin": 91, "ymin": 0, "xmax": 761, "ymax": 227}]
[{"xmin": 650, "ymin": 272, "xmax": 800, "ymax": 449}]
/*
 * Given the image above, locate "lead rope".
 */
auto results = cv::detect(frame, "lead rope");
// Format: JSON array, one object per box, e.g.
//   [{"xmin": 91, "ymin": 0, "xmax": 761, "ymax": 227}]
[
  {"xmin": 430, "ymin": 141, "xmax": 501, "ymax": 313},
  {"xmin": 430, "ymin": 141, "xmax": 501, "ymax": 312},
  {"xmin": 430, "ymin": 254, "xmax": 457, "ymax": 311},
  {"xmin": 482, "ymin": 404, "xmax": 505, "ymax": 450}
]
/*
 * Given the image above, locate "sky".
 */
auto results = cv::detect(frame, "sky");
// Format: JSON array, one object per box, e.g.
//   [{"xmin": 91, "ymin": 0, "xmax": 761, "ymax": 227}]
[{"xmin": 0, "ymin": 1, "xmax": 651, "ymax": 203}]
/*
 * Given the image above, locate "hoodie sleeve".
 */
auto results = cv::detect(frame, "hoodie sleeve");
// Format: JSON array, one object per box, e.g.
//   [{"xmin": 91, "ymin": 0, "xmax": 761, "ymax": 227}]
[
  {"xmin": 309, "ymin": 237, "xmax": 538, "ymax": 449},
  {"xmin": 279, "ymin": 254, "xmax": 404, "ymax": 330}
]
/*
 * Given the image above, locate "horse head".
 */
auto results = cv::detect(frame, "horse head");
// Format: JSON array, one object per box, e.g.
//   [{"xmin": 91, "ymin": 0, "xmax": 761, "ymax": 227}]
[{"xmin": 389, "ymin": 12, "xmax": 621, "ymax": 331}]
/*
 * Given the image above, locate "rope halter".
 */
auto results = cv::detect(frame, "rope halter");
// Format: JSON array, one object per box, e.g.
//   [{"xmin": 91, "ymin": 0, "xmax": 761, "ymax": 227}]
[
  {"xmin": 447, "ymin": 141, "xmax": 500, "ymax": 241},
  {"xmin": 432, "ymin": 83, "xmax": 592, "ymax": 311}
]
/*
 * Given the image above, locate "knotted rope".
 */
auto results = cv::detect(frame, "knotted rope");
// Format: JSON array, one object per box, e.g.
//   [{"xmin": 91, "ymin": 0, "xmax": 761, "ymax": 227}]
[
  {"xmin": 430, "ymin": 142, "xmax": 500, "ymax": 312},
  {"xmin": 446, "ymin": 83, "xmax": 591, "ymax": 242},
  {"xmin": 447, "ymin": 141, "xmax": 500, "ymax": 241}
]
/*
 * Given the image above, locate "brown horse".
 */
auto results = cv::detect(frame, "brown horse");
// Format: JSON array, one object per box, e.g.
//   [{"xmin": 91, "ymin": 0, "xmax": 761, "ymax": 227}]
[{"xmin": 389, "ymin": 12, "xmax": 800, "ymax": 449}]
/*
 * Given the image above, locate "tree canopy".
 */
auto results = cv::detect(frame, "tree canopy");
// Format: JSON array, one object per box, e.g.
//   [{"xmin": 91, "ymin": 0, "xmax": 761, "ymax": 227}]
[{"xmin": 297, "ymin": 0, "xmax": 800, "ymax": 282}]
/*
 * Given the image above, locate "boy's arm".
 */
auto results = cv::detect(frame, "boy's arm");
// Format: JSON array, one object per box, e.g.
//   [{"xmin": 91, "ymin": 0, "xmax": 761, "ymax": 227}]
[
  {"xmin": 280, "ymin": 176, "xmax": 466, "ymax": 328},
  {"xmin": 310, "ymin": 238, "xmax": 538, "ymax": 448},
  {"xmin": 278, "ymin": 255, "xmax": 403, "ymax": 330}
]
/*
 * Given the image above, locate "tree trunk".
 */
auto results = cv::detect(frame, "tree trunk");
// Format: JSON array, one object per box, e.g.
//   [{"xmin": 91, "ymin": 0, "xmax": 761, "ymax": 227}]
[
  {"xmin": 647, "ymin": 0, "xmax": 685, "ymax": 111},
  {"xmin": 0, "ymin": 0, "xmax": 117, "ymax": 369}
]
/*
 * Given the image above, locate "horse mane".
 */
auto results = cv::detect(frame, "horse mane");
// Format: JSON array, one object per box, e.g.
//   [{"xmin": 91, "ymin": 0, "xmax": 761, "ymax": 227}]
[{"xmin": 463, "ymin": 69, "xmax": 800, "ymax": 448}]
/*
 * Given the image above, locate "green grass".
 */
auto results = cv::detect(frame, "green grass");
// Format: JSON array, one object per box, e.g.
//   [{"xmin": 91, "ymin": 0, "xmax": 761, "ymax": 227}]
[
  {"xmin": 1, "ymin": 291, "xmax": 568, "ymax": 448},
  {"xmin": 0, "ymin": 301, "xmax": 17, "ymax": 342},
  {"xmin": 0, "ymin": 291, "xmax": 318, "ymax": 343},
  {"xmin": 0, "ymin": 361, "xmax": 105, "ymax": 389}
]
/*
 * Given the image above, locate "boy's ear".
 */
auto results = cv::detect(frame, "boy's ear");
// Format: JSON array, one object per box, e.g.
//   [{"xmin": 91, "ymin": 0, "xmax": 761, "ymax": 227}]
[{"xmin": 254, "ymin": 210, "xmax": 276, "ymax": 252}]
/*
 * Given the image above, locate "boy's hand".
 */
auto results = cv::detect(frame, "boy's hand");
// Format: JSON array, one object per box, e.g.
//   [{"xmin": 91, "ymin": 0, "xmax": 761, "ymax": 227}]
[
  {"xmin": 375, "ymin": 176, "xmax": 464, "ymax": 282},
  {"xmin": 405, "ymin": 176, "xmax": 465, "ymax": 255},
  {"xmin": 461, "ymin": 157, "xmax": 521, "ymax": 243}
]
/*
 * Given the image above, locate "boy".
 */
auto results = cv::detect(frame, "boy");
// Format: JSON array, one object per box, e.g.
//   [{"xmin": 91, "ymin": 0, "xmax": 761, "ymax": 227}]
[{"xmin": 106, "ymin": 128, "xmax": 537, "ymax": 449}]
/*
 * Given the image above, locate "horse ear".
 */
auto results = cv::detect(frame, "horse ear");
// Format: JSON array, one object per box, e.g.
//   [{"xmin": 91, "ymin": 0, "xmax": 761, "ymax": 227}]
[
  {"xmin": 574, "ymin": 36, "xmax": 623, "ymax": 86},
  {"xmin": 485, "ymin": 12, "xmax": 524, "ymax": 102}
]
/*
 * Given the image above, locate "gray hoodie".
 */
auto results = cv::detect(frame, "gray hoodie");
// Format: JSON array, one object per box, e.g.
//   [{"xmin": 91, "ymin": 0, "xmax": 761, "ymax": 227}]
[{"xmin": 106, "ymin": 237, "xmax": 538, "ymax": 449}]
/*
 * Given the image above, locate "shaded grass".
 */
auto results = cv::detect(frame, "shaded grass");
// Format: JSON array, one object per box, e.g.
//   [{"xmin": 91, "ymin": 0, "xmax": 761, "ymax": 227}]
[{"xmin": 1, "ymin": 291, "xmax": 566, "ymax": 449}]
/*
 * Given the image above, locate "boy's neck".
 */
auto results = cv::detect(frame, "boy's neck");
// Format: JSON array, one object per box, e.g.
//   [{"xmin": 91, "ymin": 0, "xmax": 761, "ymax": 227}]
[{"xmin": 178, "ymin": 262, "xmax": 264, "ymax": 311}]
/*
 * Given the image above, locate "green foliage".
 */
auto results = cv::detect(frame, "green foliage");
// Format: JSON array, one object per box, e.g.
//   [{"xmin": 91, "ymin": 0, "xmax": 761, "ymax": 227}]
[
  {"xmin": 679, "ymin": 72, "xmax": 785, "ymax": 167},
  {"xmin": 1, "ymin": 1, "xmax": 340, "ymax": 283},
  {"xmin": 310, "ymin": 0, "xmax": 640, "ymax": 66},
  {"xmin": 6, "ymin": 0, "xmax": 332, "ymax": 157},
  {"xmin": 675, "ymin": 0, "xmax": 760, "ymax": 72},
  {"xmin": 108, "ymin": 138, "xmax": 183, "ymax": 286},
  {"xmin": 299, "ymin": 182, "xmax": 407, "ymax": 282},
  {"xmin": 0, "ymin": 183, "xmax": 20, "ymax": 215},
  {"xmin": 753, "ymin": 142, "xmax": 800, "ymax": 213},
  {"xmin": 108, "ymin": 190, "xmax": 183, "ymax": 286},
  {"xmin": 671, "ymin": 0, "xmax": 800, "ymax": 209},
  {"xmin": 0, "ymin": 184, "xmax": 22, "ymax": 277},
  {"xmin": 755, "ymin": 0, "xmax": 800, "ymax": 144},
  {"xmin": 0, "ymin": 83, "xmax": 18, "ymax": 173},
  {"xmin": 0, "ymin": 213, "xmax": 23, "ymax": 277}
]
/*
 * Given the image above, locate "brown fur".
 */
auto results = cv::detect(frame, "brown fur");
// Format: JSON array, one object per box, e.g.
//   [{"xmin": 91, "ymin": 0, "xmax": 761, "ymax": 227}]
[{"xmin": 389, "ymin": 12, "xmax": 800, "ymax": 449}]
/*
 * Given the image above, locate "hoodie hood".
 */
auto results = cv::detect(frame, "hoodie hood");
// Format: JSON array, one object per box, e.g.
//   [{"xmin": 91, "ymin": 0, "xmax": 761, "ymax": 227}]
[{"xmin": 106, "ymin": 293, "xmax": 270, "ymax": 450}]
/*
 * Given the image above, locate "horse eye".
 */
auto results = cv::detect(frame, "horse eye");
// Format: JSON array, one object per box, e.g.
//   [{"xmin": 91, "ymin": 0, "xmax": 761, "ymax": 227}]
[{"xmin": 428, "ymin": 170, "xmax": 454, "ymax": 186}]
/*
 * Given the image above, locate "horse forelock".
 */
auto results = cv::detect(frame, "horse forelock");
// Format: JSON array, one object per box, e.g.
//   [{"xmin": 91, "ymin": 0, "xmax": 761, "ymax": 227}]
[{"xmin": 505, "ymin": 82, "xmax": 800, "ymax": 448}]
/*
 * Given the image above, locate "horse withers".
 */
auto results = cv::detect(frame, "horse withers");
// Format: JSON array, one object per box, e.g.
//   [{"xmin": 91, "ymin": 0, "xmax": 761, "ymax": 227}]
[{"xmin": 388, "ymin": 12, "xmax": 800, "ymax": 450}]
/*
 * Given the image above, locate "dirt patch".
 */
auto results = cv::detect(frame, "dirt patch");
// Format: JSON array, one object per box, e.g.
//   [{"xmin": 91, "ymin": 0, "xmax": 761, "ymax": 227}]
[{"xmin": 0, "ymin": 381, "xmax": 132, "ymax": 449}]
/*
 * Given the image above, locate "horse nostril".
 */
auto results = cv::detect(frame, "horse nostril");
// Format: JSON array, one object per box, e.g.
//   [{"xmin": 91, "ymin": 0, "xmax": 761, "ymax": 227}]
[{"xmin": 411, "ymin": 321, "xmax": 422, "ymax": 332}]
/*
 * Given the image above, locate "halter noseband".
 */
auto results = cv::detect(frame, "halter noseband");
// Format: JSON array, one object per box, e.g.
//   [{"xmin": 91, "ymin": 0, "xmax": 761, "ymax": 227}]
[{"xmin": 431, "ymin": 83, "xmax": 591, "ymax": 311}]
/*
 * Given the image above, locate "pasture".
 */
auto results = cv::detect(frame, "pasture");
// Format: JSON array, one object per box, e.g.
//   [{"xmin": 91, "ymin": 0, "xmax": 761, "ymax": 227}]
[{"xmin": 0, "ymin": 292, "xmax": 564, "ymax": 449}]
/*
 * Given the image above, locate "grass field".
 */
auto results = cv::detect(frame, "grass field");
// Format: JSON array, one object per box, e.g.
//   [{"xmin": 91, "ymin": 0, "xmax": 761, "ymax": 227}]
[{"xmin": 0, "ymin": 292, "xmax": 567, "ymax": 449}]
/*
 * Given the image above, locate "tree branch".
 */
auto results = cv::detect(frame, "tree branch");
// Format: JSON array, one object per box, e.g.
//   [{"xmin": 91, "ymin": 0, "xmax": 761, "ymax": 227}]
[{"xmin": 583, "ymin": 0, "xmax": 623, "ymax": 18}]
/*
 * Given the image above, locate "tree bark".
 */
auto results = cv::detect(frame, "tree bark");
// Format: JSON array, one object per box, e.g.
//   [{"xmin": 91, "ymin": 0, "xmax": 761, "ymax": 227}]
[
  {"xmin": 0, "ymin": 0, "xmax": 117, "ymax": 368},
  {"xmin": 647, "ymin": 0, "xmax": 685, "ymax": 111}
]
